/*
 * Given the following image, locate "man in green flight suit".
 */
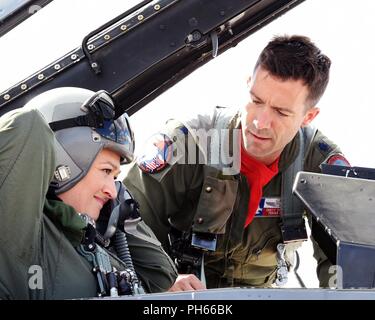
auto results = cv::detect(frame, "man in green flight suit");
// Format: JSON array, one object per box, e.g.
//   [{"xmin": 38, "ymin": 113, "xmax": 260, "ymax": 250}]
[
  {"xmin": 0, "ymin": 87, "xmax": 177, "ymax": 299},
  {"xmin": 123, "ymin": 35, "xmax": 350, "ymax": 291}
]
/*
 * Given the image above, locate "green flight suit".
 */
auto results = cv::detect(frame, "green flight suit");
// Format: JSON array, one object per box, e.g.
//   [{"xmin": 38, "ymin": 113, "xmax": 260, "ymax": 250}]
[
  {"xmin": 123, "ymin": 106, "xmax": 345, "ymax": 288},
  {"xmin": 0, "ymin": 108, "xmax": 177, "ymax": 300}
]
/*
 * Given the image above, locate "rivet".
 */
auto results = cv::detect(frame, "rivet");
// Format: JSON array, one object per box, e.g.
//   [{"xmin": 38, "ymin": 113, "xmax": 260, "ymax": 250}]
[
  {"xmin": 54, "ymin": 64, "xmax": 61, "ymax": 70},
  {"xmin": 71, "ymin": 54, "xmax": 78, "ymax": 60},
  {"xmin": 37, "ymin": 74, "xmax": 44, "ymax": 80},
  {"xmin": 120, "ymin": 24, "xmax": 127, "ymax": 31},
  {"xmin": 104, "ymin": 34, "xmax": 110, "ymax": 40},
  {"xmin": 138, "ymin": 14, "xmax": 144, "ymax": 21},
  {"xmin": 154, "ymin": 4, "xmax": 160, "ymax": 10},
  {"xmin": 300, "ymin": 179, "xmax": 306, "ymax": 184},
  {"xmin": 91, "ymin": 62, "xmax": 98, "ymax": 68},
  {"xmin": 21, "ymin": 84, "xmax": 27, "ymax": 90},
  {"xmin": 197, "ymin": 217, "xmax": 204, "ymax": 224},
  {"xmin": 205, "ymin": 186, "xmax": 212, "ymax": 193},
  {"xmin": 3, "ymin": 94, "xmax": 10, "ymax": 100},
  {"xmin": 87, "ymin": 44, "xmax": 94, "ymax": 50}
]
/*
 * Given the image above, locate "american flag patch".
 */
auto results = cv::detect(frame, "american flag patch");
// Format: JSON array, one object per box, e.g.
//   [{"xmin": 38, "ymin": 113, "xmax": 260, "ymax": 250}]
[
  {"xmin": 255, "ymin": 197, "xmax": 281, "ymax": 217},
  {"xmin": 137, "ymin": 134, "xmax": 173, "ymax": 174}
]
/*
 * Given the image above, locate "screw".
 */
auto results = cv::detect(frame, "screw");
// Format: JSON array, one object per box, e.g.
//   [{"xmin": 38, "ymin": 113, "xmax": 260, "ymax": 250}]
[
  {"xmin": 21, "ymin": 84, "xmax": 27, "ymax": 90},
  {"xmin": 54, "ymin": 64, "xmax": 61, "ymax": 70},
  {"xmin": 3, "ymin": 94, "xmax": 10, "ymax": 100},
  {"xmin": 154, "ymin": 4, "xmax": 160, "ymax": 10},
  {"xmin": 120, "ymin": 24, "xmax": 127, "ymax": 31},
  {"xmin": 138, "ymin": 14, "xmax": 144, "ymax": 21},
  {"xmin": 87, "ymin": 44, "xmax": 94, "ymax": 50},
  {"xmin": 91, "ymin": 62, "xmax": 98, "ymax": 68},
  {"xmin": 104, "ymin": 34, "xmax": 110, "ymax": 40},
  {"xmin": 37, "ymin": 74, "xmax": 44, "ymax": 80},
  {"xmin": 71, "ymin": 54, "xmax": 78, "ymax": 60},
  {"xmin": 300, "ymin": 179, "xmax": 306, "ymax": 184}
]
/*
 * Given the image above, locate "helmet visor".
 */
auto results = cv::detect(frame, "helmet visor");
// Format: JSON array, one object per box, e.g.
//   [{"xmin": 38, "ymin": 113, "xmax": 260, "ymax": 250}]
[
  {"xmin": 82, "ymin": 90, "xmax": 134, "ymax": 162},
  {"xmin": 96, "ymin": 115, "xmax": 133, "ymax": 148}
]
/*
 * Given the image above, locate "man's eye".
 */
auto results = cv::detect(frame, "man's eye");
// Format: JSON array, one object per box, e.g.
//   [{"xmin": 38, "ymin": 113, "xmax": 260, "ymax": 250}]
[
  {"xmin": 253, "ymin": 100, "xmax": 262, "ymax": 105},
  {"xmin": 103, "ymin": 168, "xmax": 112, "ymax": 175},
  {"xmin": 276, "ymin": 109, "xmax": 288, "ymax": 117}
]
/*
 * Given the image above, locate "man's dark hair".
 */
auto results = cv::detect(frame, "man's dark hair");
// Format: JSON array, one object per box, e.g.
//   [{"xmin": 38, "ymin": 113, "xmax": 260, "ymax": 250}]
[{"xmin": 254, "ymin": 35, "xmax": 331, "ymax": 108}]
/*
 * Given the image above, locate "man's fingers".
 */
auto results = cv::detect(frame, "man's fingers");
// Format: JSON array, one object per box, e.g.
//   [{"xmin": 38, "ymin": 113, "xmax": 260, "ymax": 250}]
[{"xmin": 168, "ymin": 274, "xmax": 207, "ymax": 292}]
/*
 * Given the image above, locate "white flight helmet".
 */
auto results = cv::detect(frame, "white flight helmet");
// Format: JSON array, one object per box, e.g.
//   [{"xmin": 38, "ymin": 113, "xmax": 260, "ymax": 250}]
[{"xmin": 24, "ymin": 87, "xmax": 134, "ymax": 194}]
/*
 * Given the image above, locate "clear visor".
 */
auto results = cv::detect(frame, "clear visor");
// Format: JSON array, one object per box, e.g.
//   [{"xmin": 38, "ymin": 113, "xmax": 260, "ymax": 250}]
[
  {"xmin": 96, "ymin": 115, "xmax": 133, "ymax": 148},
  {"xmin": 82, "ymin": 90, "xmax": 134, "ymax": 161}
]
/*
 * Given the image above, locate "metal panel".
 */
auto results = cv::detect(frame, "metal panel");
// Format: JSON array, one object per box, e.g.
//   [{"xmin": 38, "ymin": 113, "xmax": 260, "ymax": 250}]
[
  {"xmin": 0, "ymin": 0, "xmax": 54, "ymax": 37},
  {"xmin": 0, "ymin": 0, "xmax": 305, "ymax": 117},
  {"xmin": 294, "ymin": 172, "xmax": 375, "ymax": 246},
  {"xmin": 91, "ymin": 287, "xmax": 375, "ymax": 300},
  {"xmin": 294, "ymin": 172, "xmax": 375, "ymax": 288}
]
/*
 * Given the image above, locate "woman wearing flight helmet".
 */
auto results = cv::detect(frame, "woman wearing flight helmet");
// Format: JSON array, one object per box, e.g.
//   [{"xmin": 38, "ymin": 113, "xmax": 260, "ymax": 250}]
[{"xmin": 0, "ymin": 87, "xmax": 177, "ymax": 300}]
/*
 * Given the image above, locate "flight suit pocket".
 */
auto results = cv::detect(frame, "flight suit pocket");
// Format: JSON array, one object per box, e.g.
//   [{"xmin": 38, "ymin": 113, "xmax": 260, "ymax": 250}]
[{"xmin": 192, "ymin": 176, "xmax": 238, "ymax": 234}]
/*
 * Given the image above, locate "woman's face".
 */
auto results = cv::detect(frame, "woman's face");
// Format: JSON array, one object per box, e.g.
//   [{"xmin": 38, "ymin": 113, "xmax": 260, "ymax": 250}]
[{"xmin": 58, "ymin": 148, "xmax": 121, "ymax": 221}]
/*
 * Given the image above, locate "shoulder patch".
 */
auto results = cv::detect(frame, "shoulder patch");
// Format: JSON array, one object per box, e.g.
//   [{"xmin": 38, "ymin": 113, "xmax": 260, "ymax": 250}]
[
  {"xmin": 326, "ymin": 154, "xmax": 351, "ymax": 167},
  {"xmin": 137, "ymin": 134, "xmax": 173, "ymax": 174},
  {"xmin": 318, "ymin": 140, "xmax": 332, "ymax": 153}
]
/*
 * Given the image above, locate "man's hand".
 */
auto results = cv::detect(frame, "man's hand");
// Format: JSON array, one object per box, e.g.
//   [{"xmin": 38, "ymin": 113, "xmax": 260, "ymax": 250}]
[{"xmin": 168, "ymin": 274, "xmax": 207, "ymax": 292}]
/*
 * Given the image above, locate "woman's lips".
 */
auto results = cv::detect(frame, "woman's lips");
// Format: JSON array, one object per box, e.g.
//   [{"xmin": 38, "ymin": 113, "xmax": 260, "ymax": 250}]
[{"xmin": 94, "ymin": 196, "xmax": 106, "ymax": 208}]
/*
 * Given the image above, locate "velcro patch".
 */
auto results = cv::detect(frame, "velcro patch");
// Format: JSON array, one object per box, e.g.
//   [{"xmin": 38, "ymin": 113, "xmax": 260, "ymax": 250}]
[
  {"xmin": 255, "ymin": 197, "xmax": 281, "ymax": 217},
  {"xmin": 327, "ymin": 154, "xmax": 351, "ymax": 167},
  {"xmin": 137, "ymin": 134, "xmax": 173, "ymax": 174}
]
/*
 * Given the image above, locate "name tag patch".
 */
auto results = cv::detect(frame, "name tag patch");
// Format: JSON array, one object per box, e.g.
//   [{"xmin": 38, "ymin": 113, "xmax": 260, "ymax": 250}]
[{"xmin": 255, "ymin": 197, "xmax": 281, "ymax": 217}]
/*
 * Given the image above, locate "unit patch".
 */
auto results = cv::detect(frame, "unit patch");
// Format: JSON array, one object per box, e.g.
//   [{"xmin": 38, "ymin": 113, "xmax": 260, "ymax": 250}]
[
  {"xmin": 326, "ymin": 154, "xmax": 351, "ymax": 167},
  {"xmin": 255, "ymin": 197, "xmax": 281, "ymax": 217},
  {"xmin": 137, "ymin": 133, "xmax": 173, "ymax": 173}
]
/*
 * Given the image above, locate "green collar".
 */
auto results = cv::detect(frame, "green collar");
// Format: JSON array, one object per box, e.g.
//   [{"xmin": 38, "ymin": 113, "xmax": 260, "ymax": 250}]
[
  {"xmin": 278, "ymin": 133, "xmax": 300, "ymax": 172},
  {"xmin": 44, "ymin": 199, "xmax": 87, "ymax": 247}
]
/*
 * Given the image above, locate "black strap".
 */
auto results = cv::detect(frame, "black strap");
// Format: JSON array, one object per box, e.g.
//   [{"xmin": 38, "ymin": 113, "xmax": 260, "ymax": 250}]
[
  {"xmin": 280, "ymin": 126, "xmax": 317, "ymax": 242},
  {"xmin": 49, "ymin": 114, "xmax": 103, "ymax": 132}
]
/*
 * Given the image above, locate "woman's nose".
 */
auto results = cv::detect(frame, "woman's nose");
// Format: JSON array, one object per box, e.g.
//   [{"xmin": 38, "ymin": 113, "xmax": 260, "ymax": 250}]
[{"xmin": 103, "ymin": 179, "xmax": 118, "ymax": 200}]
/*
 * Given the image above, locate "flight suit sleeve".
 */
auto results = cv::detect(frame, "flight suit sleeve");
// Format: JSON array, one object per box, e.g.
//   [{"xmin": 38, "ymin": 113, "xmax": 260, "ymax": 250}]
[
  {"xmin": 0, "ymin": 109, "xmax": 55, "ymax": 278},
  {"xmin": 122, "ymin": 121, "xmax": 205, "ymax": 249},
  {"xmin": 304, "ymin": 129, "xmax": 348, "ymax": 287},
  {"xmin": 125, "ymin": 220, "xmax": 178, "ymax": 292}
]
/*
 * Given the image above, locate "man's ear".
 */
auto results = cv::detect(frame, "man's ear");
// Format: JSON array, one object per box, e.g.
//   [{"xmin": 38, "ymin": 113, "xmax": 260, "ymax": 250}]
[{"xmin": 301, "ymin": 107, "xmax": 320, "ymax": 127}]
